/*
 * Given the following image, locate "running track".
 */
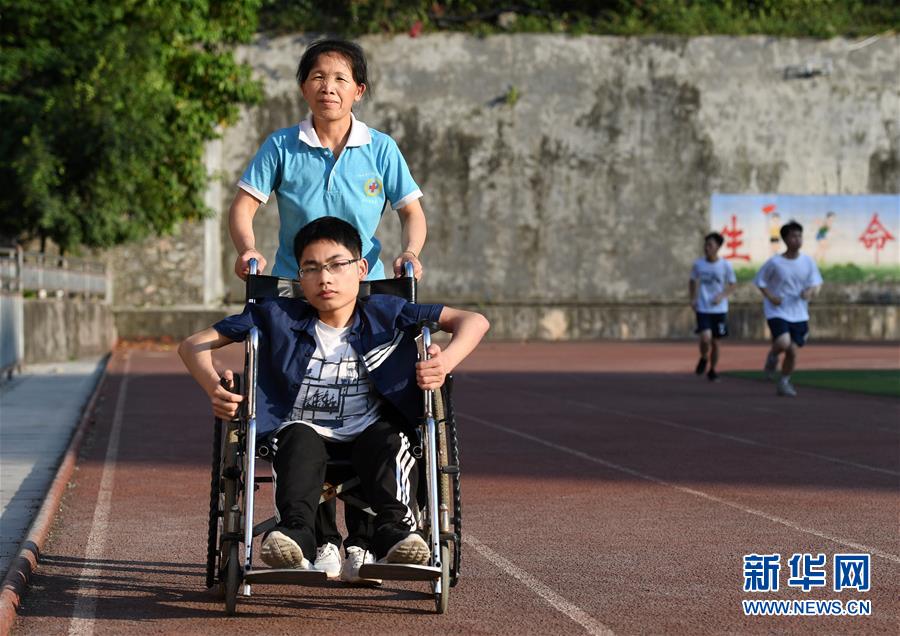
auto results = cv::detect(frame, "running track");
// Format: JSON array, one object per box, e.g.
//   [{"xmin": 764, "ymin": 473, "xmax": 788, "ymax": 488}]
[{"xmin": 13, "ymin": 342, "xmax": 900, "ymax": 634}]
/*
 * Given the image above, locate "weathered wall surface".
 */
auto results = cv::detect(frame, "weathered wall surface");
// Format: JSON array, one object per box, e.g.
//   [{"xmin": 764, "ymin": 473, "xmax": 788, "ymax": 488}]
[
  {"xmin": 24, "ymin": 300, "xmax": 117, "ymax": 364},
  {"xmin": 111, "ymin": 33, "xmax": 899, "ymax": 339}
]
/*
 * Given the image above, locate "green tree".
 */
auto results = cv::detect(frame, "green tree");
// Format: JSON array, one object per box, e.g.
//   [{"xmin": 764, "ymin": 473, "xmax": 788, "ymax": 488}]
[{"xmin": 0, "ymin": 0, "xmax": 263, "ymax": 252}]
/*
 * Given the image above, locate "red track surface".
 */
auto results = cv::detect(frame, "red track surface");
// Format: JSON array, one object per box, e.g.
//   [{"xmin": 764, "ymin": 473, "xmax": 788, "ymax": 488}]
[{"xmin": 13, "ymin": 342, "xmax": 900, "ymax": 635}]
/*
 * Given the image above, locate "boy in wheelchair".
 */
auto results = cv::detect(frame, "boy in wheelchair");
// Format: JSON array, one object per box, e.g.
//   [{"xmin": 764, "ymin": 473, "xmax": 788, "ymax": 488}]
[{"xmin": 179, "ymin": 217, "xmax": 488, "ymax": 574}]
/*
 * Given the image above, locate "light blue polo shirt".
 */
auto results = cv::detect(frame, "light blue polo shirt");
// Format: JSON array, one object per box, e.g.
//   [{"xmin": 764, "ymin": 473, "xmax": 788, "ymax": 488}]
[{"xmin": 238, "ymin": 114, "xmax": 423, "ymax": 279}]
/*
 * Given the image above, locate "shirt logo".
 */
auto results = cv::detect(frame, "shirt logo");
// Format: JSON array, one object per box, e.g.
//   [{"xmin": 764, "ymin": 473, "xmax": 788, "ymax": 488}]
[{"xmin": 364, "ymin": 178, "xmax": 383, "ymax": 197}]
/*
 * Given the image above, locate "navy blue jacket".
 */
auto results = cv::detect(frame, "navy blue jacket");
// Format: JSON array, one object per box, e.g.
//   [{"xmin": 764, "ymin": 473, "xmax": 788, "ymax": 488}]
[{"xmin": 213, "ymin": 295, "xmax": 443, "ymax": 441}]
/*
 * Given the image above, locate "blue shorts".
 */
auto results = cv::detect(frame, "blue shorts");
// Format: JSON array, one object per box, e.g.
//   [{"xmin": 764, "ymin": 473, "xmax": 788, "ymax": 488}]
[
  {"xmin": 767, "ymin": 318, "xmax": 809, "ymax": 347},
  {"xmin": 695, "ymin": 312, "xmax": 728, "ymax": 338}
]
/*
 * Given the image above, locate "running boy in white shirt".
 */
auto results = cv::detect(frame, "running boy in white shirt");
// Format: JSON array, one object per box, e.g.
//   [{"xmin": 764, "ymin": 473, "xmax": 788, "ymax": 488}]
[
  {"xmin": 689, "ymin": 232, "xmax": 737, "ymax": 382},
  {"xmin": 754, "ymin": 221, "xmax": 824, "ymax": 397}
]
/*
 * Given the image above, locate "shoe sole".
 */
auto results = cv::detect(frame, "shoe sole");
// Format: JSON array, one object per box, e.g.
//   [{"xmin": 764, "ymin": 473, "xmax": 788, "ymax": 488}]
[
  {"xmin": 261, "ymin": 532, "xmax": 308, "ymax": 569},
  {"xmin": 384, "ymin": 537, "xmax": 430, "ymax": 565}
]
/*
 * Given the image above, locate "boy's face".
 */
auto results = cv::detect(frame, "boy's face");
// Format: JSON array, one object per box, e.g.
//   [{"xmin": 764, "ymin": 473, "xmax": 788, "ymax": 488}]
[
  {"xmin": 298, "ymin": 239, "xmax": 367, "ymax": 314},
  {"xmin": 783, "ymin": 229, "xmax": 803, "ymax": 251},
  {"xmin": 703, "ymin": 238, "xmax": 721, "ymax": 259}
]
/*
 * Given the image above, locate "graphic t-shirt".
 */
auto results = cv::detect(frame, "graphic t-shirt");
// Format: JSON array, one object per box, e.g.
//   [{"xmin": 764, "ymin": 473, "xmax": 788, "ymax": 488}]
[
  {"xmin": 754, "ymin": 253, "xmax": 824, "ymax": 322},
  {"xmin": 690, "ymin": 258, "xmax": 737, "ymax": 313},
  {"xmin": 285, "ymin": 320, "xmax": 382, "ymax": 441}
]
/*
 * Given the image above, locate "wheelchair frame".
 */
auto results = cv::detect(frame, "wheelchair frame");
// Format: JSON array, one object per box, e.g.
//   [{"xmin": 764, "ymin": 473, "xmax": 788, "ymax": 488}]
[{"xmin": 205, "ymin": 261, "xmax": 462, "ymax": 615}]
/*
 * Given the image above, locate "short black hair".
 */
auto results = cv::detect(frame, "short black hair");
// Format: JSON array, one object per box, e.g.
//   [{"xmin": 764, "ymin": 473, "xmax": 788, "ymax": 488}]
[
  {"xmin": 296, "ymin": 39, "xmax": 368, "ymax": 88},
  {"xmin": 704, "ymin": 232, "xmax": 724, "ymax": 247},
  {"xmin": 294, "ymin": 216, "xmax": 363, "ymax": 265},
  {"xmin": 780, "ymin": 221, "xmax": 803, "ymax": 241}
]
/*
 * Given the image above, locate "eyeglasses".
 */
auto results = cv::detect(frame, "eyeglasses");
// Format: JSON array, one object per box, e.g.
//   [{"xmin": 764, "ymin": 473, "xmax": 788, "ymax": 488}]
[{"xmin": 297, "ymin": 258, "xmax": 360, "ymax": 279}]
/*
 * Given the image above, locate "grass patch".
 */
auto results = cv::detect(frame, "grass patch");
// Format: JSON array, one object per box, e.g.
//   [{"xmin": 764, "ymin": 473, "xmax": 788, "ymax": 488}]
[
  {"xmin": 734, "ymin": 264, "xmax": 900, "ymax": 284},
  {"xmin": 727, "ymin": 369, "xmax": 900, "ymax": 398}
]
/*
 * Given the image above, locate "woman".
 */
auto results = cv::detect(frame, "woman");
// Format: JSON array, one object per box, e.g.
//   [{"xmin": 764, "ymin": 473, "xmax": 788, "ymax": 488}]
[
  {"xmin": 226, "ymin": 39, "xmax": 427, "ymax": 584},
  {"xmin": 229, "ymin": 38, "xmax": 426, "ymax": 281}
]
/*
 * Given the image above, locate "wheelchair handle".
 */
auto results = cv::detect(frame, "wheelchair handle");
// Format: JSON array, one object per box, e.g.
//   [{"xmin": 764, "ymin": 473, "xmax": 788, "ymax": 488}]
[
  {"xmin": 403, "ymin": 260, "xmax": 414, "ymax": 279},
  {"xmin": 249, "ymin": 257, "xmax": 258, "ymax": 276}
]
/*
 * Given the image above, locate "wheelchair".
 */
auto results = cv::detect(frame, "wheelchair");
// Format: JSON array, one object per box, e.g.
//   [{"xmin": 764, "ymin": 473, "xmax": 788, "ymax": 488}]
[{"xmin": 205, "ymin": 260, "xmax": 462, "ymax": 615}]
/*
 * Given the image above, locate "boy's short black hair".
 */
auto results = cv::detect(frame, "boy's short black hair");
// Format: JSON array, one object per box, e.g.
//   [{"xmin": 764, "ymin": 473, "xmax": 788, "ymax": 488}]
[
  {"xmin": 294, "ymin": 217, "xmax": 363, "ymax": 264},
  {"xmin": 704, "ymin": 232, "xmax": 724, "ymax": 247},
  {"xmin": 780, "ymin": 221, "xmax": 803, "ymax": 241},
  {"xmin": 296, "ymin": 39, "xmax": 368, "ymax": 88}
]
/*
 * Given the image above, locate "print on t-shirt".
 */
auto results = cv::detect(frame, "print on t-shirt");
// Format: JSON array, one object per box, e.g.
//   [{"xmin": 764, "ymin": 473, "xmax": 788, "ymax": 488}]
[{"xmin": 292, "ymin": 354, "xmax": 379, "ymax": 429}]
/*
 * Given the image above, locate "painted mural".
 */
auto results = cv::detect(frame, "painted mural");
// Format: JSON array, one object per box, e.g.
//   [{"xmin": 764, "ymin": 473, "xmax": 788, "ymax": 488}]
[{"xmin": 710, "ymin": 194, "xmax": 900, "ymax": 269}]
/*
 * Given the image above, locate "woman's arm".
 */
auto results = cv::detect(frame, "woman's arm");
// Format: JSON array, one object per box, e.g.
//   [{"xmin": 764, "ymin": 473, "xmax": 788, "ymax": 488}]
[
  {"xmin": 229, "ymin": 189, "xmax": 265, "ymax": 280},
  {"xmin": 392, "ymin": 199, "xmax": 427, "ymax": 279}
]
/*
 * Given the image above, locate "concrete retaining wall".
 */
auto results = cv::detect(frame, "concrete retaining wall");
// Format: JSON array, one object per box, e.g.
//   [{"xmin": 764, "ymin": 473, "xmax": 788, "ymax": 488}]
[
  {"xmin": 114, "ymin": 302, "xmax": 898, "ymax": 342},
  {"xmin": 23, "ymin": 300, "xmax": 117, "ymax": 364}
]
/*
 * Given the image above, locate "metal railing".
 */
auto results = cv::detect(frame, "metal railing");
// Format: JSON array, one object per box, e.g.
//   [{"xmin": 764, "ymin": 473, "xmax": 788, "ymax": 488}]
[
  {"xmin": 20, "ymin": 251, "xmax": 108, "ymax": 299},
  {"xmin": 0, "ymin": 247, "xmax": 109, "ymax": 378},
  {"xmin": 0, "ymin": 248, "xmax": 24, "ymax": 377}
]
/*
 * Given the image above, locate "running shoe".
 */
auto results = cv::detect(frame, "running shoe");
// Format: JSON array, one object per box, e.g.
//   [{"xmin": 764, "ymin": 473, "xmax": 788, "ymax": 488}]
[
  {"xmin": 707, "ymin": 369, "xmax": 719, "ymax": 382},
  {"xmin": 261, "ymin": 530, "xmax": 311, "ymax": 569},
  {"xmin": 776, "ymin": 377, "xmax": 798, "ymax": 397},
  {"xmin": 383, "ymin": 533, "xmax": 430, "ymax": 565},
  {"xmin": 314, "ymin": 542, "xmax": 341, "ymax": 580},
  {"xmin": 340, "ymin": 546, "xmax": 382, "ymax": 585}
]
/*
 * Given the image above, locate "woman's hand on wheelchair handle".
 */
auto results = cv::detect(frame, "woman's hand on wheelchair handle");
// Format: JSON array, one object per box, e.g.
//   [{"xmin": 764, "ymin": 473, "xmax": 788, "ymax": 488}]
[
  {"xmin": 393, "ymin": 252, "xmax": 422, "ymax": 280},
  {"xmin": 416, "ymin": 343, "xmax": 446, "ymax": 390},
  {"xmin": 235, "ymin": 248, "xmax": 267, "ymax": 281}
]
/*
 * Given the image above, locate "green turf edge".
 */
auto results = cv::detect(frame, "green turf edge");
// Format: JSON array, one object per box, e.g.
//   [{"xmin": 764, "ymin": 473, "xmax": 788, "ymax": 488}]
[{"xmin": 726, "ymin": 369, "xmax": 900, "ymax": 399}]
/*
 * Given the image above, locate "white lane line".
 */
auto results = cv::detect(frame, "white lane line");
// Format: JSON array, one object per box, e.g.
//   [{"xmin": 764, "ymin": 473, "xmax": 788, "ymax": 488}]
[
  {"xmin": 464, "ymin": 535, "xmax": 615, "ymax": 636},
  {"xmin": 68, "ymin": 353, "xmax": 130, "ymax": 636},
  {"xmin": 464, "ymin": 377, "xmax": 899, "ymax": 477},
  {"xmin": 459, "ymin": 411, "xmax": 900, "ymax": 565}
]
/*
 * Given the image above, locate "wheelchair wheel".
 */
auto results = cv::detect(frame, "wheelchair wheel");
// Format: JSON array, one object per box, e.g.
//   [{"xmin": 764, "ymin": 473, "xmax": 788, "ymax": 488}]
[
  {"xmin": 206, "ymin": 375, "xmax": 242, "ymax": 590},
  {"xmin": 205, "ymin": 418, "xmax": 224, "ymax": 589},
  {"xmin": 434, "ymin": 543, "xmax": 451, "ymax": 614},
  {"xmin": 223, "ymin": 541, "xmax": 241, "ymax": 615},
  {"xmin": 435, "ymin": 381, "xmax": 462, "ymax": 587}
]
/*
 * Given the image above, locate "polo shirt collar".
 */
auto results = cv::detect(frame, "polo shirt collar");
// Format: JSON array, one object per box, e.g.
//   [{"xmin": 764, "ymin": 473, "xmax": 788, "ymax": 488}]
[{"xmin": 298, "ymin": 113, "xmax": 372, "ymax": 149}]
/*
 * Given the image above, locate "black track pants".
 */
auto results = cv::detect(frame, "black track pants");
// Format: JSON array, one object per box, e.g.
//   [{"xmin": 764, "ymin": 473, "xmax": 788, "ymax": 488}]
[{"xmin": 270, "ymin": 420, "xmax": 418, "ymax": 561}]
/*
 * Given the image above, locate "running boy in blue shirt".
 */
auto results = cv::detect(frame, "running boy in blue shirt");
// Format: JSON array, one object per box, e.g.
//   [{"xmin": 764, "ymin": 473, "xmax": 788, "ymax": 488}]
[{"xmin": 179, "ymin": 217, "xmax": 489, "ymax": 569}]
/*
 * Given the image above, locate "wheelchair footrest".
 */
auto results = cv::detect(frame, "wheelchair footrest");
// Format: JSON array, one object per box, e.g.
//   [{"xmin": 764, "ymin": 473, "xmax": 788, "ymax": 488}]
[
  {"xmin": 243, "ymin": 568, "xmax": 329, "ymax": 586},
  {"xmin": 358, "ymin": 563, "xmax": 441, "ymax": 581}
]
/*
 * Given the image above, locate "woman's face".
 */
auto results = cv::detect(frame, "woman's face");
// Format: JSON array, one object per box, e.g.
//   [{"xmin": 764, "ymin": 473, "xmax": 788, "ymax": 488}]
[{"xmin": 300, "ymin": 52, "xmax": 365, "ymax": 124}]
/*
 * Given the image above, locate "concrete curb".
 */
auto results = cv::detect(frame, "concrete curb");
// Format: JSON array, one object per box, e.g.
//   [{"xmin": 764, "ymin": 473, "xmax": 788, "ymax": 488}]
[{"xmin": 0, "ymin": 354, "xmax": 111, "ymax": 636}]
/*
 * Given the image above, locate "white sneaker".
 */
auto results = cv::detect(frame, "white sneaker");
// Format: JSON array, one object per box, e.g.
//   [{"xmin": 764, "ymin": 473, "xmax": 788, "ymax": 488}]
[
  {"xmin": 314, "ymin": 542, "xmax": 341, "ymax": 580},
  {"xmin": 383, "ymin": 533, "xmax": 430, "ymax": 565},
  {"xmin": 777, "ymin": 377, "xmax": 798, "ymax": 397},
  {"xmin": 260, "ymin": 530, "xmax": 311, "ymax": 569},
  {"xmin": 340, "ymin": 546, "xmax": 381, "ymax": 585}
]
